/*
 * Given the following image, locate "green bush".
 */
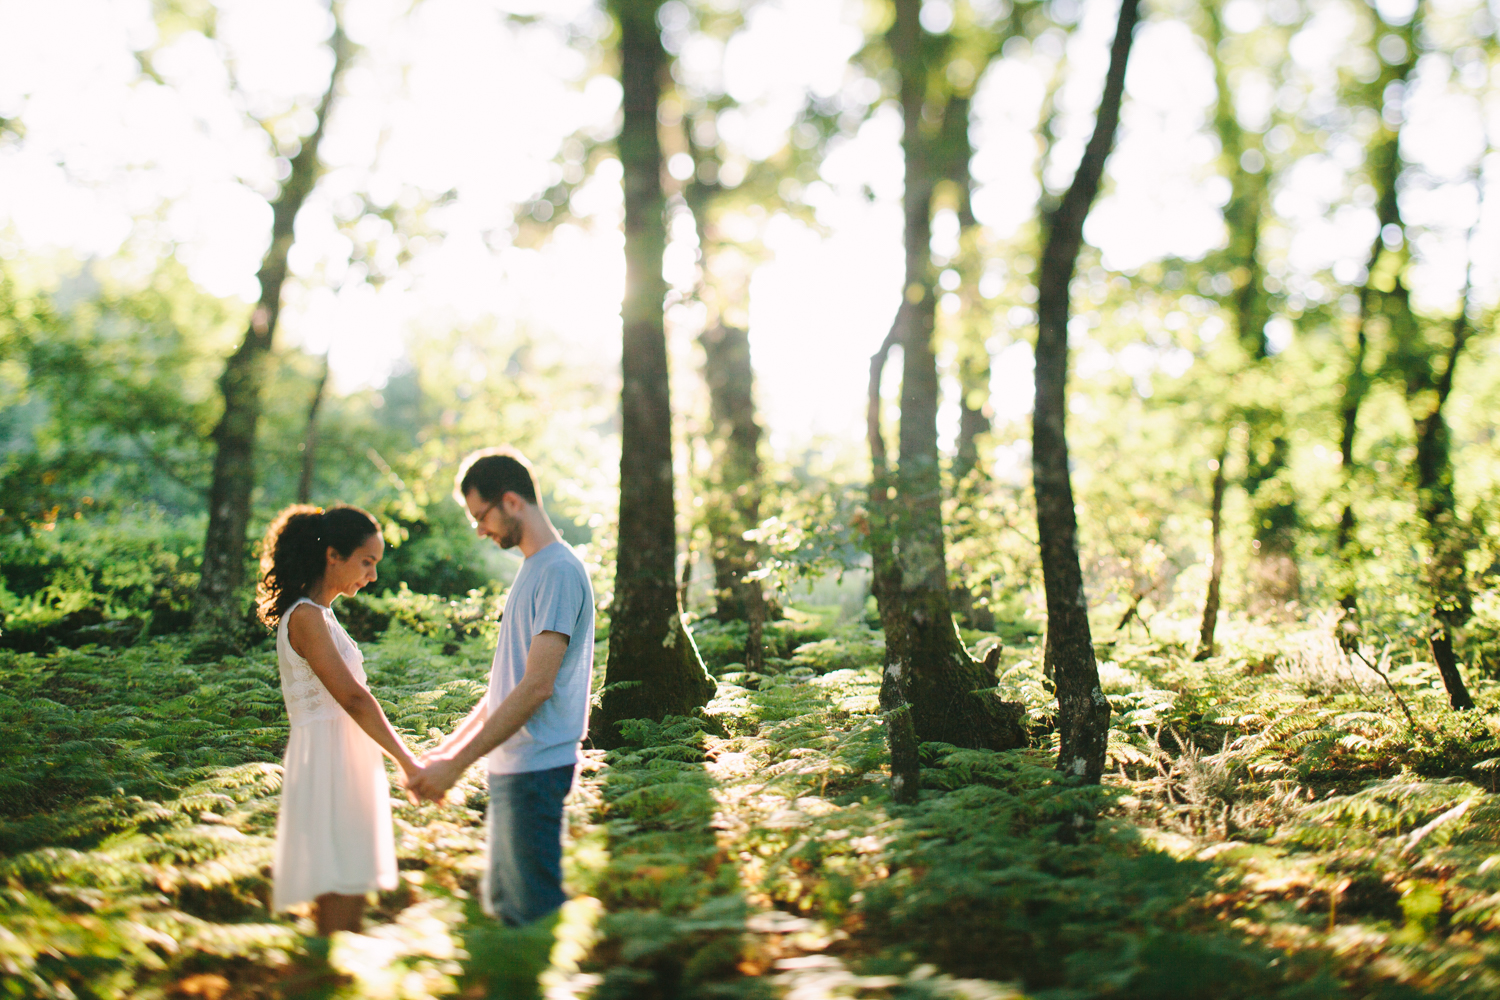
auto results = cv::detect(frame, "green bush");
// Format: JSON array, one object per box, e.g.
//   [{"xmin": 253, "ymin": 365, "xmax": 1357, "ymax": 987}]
[{"xmin": 0, "ymin": 513, "xmax": 203, "ymax": 649}]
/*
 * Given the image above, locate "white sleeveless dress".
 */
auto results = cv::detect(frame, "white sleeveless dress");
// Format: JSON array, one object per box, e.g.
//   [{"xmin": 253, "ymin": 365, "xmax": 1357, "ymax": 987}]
[{"xmin": 272, "ymin": 597, "xmax": 397, "ymax": 911}]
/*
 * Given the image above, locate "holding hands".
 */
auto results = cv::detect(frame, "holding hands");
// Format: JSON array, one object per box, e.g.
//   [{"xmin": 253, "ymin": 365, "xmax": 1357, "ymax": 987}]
[{"xmin": 405, "ymin": 751, "xmax": 467, "ymax": 803}]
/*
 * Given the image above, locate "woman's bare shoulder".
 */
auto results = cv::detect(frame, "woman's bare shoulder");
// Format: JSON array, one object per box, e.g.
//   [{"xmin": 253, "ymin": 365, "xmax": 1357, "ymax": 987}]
[{"xmin": 286, "ymin": 601, "xmax": 330, "ymax": 642}]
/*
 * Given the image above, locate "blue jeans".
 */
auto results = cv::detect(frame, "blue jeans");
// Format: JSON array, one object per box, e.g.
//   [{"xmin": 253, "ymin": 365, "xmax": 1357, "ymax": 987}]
[{"xmin": 483, "ymin": 765, "xmax": 574, "ymax": 926}]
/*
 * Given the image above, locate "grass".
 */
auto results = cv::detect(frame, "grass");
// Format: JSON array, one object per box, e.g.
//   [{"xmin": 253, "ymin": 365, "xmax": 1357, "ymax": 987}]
[{"xmin": 2, "ymin": 600, "xmax": 1499, "ymax": 998}]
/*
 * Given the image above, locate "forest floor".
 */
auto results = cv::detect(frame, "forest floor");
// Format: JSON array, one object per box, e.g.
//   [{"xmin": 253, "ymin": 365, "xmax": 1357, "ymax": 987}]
[{"xmin": 4, "ymin": 598, "xmax": 1500, "ymax": 999}]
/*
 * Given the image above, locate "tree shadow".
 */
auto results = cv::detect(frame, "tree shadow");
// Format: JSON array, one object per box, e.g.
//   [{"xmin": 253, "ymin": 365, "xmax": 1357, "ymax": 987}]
[{"xmin": 577, "ymin": 715, "xmax": 753, "ymax": 1000}]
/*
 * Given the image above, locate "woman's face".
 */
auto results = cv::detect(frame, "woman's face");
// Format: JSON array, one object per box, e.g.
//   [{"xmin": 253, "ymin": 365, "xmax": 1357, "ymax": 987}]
[{"xmin": 326, "ymin": 532, "xmax": 384, "ymax": 598}]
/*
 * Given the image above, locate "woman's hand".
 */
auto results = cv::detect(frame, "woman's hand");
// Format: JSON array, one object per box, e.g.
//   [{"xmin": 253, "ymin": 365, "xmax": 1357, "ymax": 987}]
[
  {"xmin": 407, "ymin": 757, "xmax": 466, "ymax": 804},
  {"xmin": 396, "ymin": 754, "xmax": 426, "ymax": 805}
]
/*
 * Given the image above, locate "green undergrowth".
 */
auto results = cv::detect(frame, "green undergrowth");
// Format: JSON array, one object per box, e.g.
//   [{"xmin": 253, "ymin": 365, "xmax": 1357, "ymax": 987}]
[
  {"xmin": 0, "ymin": 623, "xmax": 494, "ymax": 999},
  {"xmin": 5, "ymin": 603, "xmax": 1500, "ymax": 997}
]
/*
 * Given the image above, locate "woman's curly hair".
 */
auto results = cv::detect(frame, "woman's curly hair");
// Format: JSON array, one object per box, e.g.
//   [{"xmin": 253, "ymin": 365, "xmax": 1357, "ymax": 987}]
[{"xmin": 255, "ymin": 503, "xmax": 380, "ymax": 628}]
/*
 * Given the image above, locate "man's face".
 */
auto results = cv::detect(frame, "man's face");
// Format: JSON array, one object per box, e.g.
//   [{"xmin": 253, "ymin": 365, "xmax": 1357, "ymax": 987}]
[{"xmin": 466, "ymin": 489, "xmax": 524, "ymax": 549}]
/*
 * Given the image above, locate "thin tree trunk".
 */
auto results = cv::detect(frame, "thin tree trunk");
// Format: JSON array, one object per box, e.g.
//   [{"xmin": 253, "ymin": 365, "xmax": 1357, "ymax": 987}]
[
  {"xmin": 593, "ymin": 0, "xmax": 714, "ymax": 747},
  {"xmin": 297, "ymin": 352, "xmax": 331, "ymax": 504},
  {"xmin": 1242, "ymin": 426, "xmax": 1299, "ymax": 612},
  {"xmin": 1033, "ymin": 0, "xmax": 1140, "ymax": 784},
  {"xmin": 1358, "ymin": 0, "xmax": 1473, "ymax": 710},
  {"xmin": 1203, "ymin": 1, "xmax": 1299, "ymax": 613},
  {"xmin": 194, "ymin": 19, "xmax": 351, "ymax": 631},
  {"xmin": 1411, "ymin": 279, "xmax": 1476, "ymax": 711},
  {"xmin": 699, "ymin": 324, "xmax": 764, "ymax": 622},
  {"xmin": 1195, "ymin": 441, "xmax": 1229, "ymax": 660},
  {"xmin": 683, "ymin": 109, "xmax": 771, "ymax": 632},
  {"xmin": 871, "ymin": 0, "xmax": 1025, "ymax": 758},
  {"xmin": 942, "ymin": 89, "xmax": 985, "ymax": 480},
  {"xmin": 944, "ymin": 87, "xmax": 996, "ymax": 630},
  {"xmin": 1337, "ymin": 5, "xmax": 1420, "ymax": 643},
  {"xmin": 1335, "ymin": 212, "xmax": 1383, "ymax": 643}
]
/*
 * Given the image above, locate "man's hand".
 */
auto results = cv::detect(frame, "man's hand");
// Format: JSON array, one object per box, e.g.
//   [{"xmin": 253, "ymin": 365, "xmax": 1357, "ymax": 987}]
[{"xmin": 407, "ymin": 757, "xmax": 468, "ymax": 803}]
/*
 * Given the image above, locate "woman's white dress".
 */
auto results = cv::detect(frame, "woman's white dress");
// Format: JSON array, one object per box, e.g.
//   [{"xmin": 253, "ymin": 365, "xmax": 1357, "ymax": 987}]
[{"xmin": 272, "ymin": 597, "xmax": 397, "ymax": 911}]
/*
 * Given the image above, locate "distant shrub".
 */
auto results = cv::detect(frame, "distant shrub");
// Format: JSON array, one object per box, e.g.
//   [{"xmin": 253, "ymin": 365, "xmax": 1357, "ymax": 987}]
[
  {"xmin": 0, "ymin": 513, "xmax": 203, "ymax": 648},
  {"xmin": 373, "ymin": 502, "xmax": 497, "ymax": 598}
]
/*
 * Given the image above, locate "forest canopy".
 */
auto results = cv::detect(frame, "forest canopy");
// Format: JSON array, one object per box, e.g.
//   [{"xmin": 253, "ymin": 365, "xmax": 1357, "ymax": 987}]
[{"xmin": 4, "ymin": 0, "xmax": 1500, "ymax": 997}]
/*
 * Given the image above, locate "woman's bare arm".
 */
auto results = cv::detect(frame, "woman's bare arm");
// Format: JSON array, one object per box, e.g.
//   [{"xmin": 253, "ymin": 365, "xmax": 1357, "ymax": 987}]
[{"xmin": 288, "ymin": 604, "xmax": 419, "ymax": 778}]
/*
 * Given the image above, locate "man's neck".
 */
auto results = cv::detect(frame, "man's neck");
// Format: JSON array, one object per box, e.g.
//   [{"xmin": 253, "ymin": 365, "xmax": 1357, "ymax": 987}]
[{"xmin": 518, "ymin": 513, "xmax": 563, "ymax": 559}]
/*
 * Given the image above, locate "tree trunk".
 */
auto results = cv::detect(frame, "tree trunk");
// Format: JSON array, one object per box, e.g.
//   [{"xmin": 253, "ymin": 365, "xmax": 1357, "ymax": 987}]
[
  {"xmin": 1337, "ymin": 5, "xmax": 1420, "ymax": 643},
  {"xmin": 1203, "ymin": 1, "xmax": 1299, "ymax": 614},
  {"xmin": 942, "ymin": 87, "xmax": 998, "ymax": 632},
  {"xmin": 943, "ymin": 90, "xmax": 987, "ymax": 483},
  {"xmin": 297, "ymin": 352, "xmax": 331, "ymax": 504},
  {"xmin": 1033, "ymin": 0, "xmax": 1139, "ymax": 784},
  {"xmin": 1194, "ymin": 441, "xmax": 1229, "ymax": 660},
  {"xmin": 869, "ymin": 0, "xmax": 1025, "ymax": 760},
  {"xmin": 682, "ymin": 106, "xmax": 771, "ymax": 637},
  {"xmin": 699, "ymin": 324, "xmax": 765, "ymax": 623},
  {"xmin": 194, "ymin": 20, "xmax": 351, "ymax": 631},
  {"xmin": 868, "ymin": 335, "xmax": 923, "ymax": 804},
  {"xmin": 1411, "ymin": 290, "xmax": 1476, "ymax": 711},
  {"xmin": 1243, "ymin": 425, "xmax": 1299, "ymax": 613},
  {"xmin": 593, "ymin": 0, "xmax": 714, "ymax": 748}
]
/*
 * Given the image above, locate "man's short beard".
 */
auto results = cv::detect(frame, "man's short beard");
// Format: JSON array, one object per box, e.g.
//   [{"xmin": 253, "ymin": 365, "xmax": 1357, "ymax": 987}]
[{"xmin": 496, "ymin": 511, "xmax": 524, "ymax": 549}]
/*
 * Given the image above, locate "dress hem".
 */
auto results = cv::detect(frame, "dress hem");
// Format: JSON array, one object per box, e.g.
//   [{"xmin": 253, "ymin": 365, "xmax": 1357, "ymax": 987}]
[{"xmin": 274, "ymin": 876, "xmax": 398, "ymax": 911}]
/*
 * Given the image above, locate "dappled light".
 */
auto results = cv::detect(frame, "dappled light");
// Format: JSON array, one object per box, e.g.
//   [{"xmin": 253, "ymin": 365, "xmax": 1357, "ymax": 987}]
[{"xmin": 5, "ymin": 0, "xmax": 1500, "ymax": 997}]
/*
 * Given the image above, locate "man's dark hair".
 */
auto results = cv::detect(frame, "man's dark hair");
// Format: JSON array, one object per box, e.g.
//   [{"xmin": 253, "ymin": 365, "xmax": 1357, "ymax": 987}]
[{"xmin": 455, "ymin": 446, "xmax": 539, "ymax": 506}]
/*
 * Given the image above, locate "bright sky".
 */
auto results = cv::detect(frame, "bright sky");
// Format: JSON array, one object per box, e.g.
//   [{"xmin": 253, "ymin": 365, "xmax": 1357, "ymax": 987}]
[{"xmin": 1, "ymin": 0, "xmax": 1496, "ymax": 460}]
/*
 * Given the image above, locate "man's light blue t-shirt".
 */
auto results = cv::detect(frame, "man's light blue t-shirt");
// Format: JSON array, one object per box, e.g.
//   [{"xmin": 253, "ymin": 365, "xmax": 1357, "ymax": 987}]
[{"xmin": 486, "ymin": 541, "xmax": 595, "ymax": 775}]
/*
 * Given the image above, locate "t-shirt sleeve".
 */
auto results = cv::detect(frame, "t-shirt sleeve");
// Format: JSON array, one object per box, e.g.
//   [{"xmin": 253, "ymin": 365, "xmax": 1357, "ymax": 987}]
[{"xmin": 530, "ymin": 562, "xmax": 589, "ymax": 639}]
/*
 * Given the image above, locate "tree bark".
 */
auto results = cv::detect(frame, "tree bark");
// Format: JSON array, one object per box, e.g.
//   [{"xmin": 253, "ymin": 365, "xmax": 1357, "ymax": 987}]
[
  {"xmin": 699, "ymin": 324, "xmax": 765, "ymax": 622},
  {"xmin": 868, "ymin": 334, "xmax": 923, "ymax": 804},
  {"xmin": 1194, "ymin": 441, "xmax": 1228, "ymax": 660},
  {"xmin": 682, "ymin": 107, "xmax": 772, "ymax": 651},
  {"xmin": 194, "ymin": 18, "xmax": 351, "ymax": 631},
  {"xmin": 942, "ymin": 86, "xmax": 996, "ymax": 630},
  {"xmin": 1033, "ymin": 0, "xmax": 1139, "ymax": 784},
  {"xmin": 869, "ymin": 0, "xmax": 1025, "ymax": 760},
  {"xmin": 593, "ymin": 0, "xmax": 715, "ymax": 747},
  {"xmin": 297, "ymin": 352, "xmax": 331, "ymax": 504},
  {"xmin": 941, "ymin": 90, "xmax": 985, "ymax": 481},
  {"xmin": 1242, "ymin": 424, "xmax": 1299, "ymax": 612},
  {"xmin": 1409, "ymin": 285, "xmax": 1476, "ymax": 711}
]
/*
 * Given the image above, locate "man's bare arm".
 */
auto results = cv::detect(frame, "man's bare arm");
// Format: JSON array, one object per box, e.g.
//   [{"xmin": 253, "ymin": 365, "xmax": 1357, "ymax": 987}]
[
  {"xmin": 427, "ymin": 698, "xmax": 487, "ymax": 760},
  {"xmin": 408, "ymin": 631, "xmax": 569, "ymax": 800}
]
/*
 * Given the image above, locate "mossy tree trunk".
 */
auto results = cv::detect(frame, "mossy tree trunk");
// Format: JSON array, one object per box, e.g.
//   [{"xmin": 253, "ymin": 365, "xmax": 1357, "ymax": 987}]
[
  {"xmin": 593, "ymin": 0, "xmax": 715, "ymax": 747},
  {"xmin": 194, "ymin": 18, "xmax": 351, "ymax": 631},
  {"xmin": 869, "ymin": 0, "xmax": 1025, "ymax": 774},
  {"xmin": 1033, "ymin": 0, "xmax": 1139, "ymax": 784}
]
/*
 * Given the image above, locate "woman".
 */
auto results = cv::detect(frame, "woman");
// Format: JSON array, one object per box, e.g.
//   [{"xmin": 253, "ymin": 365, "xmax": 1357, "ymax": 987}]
[{"xmin": 255, "ymin": 503, "xmax": 419, "ymax": 935}]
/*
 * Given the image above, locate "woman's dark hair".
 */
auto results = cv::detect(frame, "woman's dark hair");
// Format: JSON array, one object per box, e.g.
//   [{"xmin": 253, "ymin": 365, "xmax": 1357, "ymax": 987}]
[{"xmin": 255, "ymin": 503, "xmax": 380, "ymax": 628}]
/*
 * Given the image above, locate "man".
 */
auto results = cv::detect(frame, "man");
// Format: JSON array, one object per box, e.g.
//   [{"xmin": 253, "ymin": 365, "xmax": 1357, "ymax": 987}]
[{"xmin": 408, "ymin": 447, "xmax": 595, "ymax": 926}]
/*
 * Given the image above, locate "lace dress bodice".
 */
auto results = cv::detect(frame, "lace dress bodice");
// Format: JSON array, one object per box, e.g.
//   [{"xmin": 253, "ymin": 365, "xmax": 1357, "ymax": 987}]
[{"xmin": 276, "ymin": 597, "xmax": 369, "ymax": 726}]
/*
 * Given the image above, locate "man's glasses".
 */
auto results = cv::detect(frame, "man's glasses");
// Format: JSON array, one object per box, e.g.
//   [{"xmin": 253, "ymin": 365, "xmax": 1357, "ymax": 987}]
[{"xmin": 467, "ymin": 498, "xmax": 499, "ymax": 530}]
